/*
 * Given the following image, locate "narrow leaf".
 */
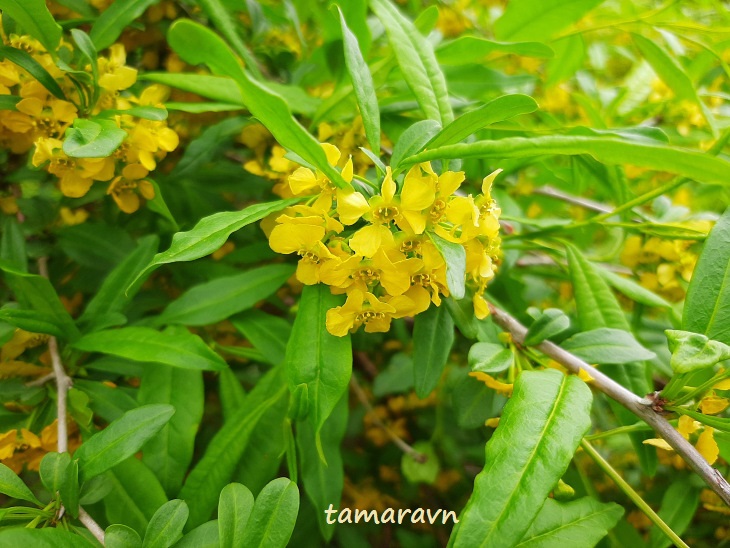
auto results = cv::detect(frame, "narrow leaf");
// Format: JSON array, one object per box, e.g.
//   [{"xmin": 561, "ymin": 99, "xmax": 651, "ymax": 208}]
[
  {"xmin": 0, "ymin": 463, "xmax": 42, "ymax": 505},
  {"xmin": 427, "ymin": 232, "xmax": 466, "ymax": 299},
  {"xmin": 218, "ymin": 483, "xmax": 254, "ymax": 548},
  {"xmin": 239, "ymin": 478, "xmax": 300, "ymax": 548},
  {"xmin": 413, "ymin": 304, "xmax": 454, "ymax": 397},
  {"xmin": 405, "ymin": 136, "xmax": 730, "ymax": 187},
  {"xmin": 0, "ymin": 0, "xmax": 61, "ymax": 53},
  {"xmin": 74, "ymin": 404, "xmax": 175, "ymax": 481},
  {"xmin": 90, "ymin": 0, "xmax": 159, "ymax": 50},
  {"xmin": 450, "ymin": 370, "xmax": 592, "ymax": 547},
  {"xmin": 561, "ymin": 328, "xmax": 656, "ymax": 365},
  {"xmin": 72, "ymin": 326, "xmax": 228, "ymax": 371},
  {"xmin": 142, "ymin": 500, "xmax": 189, "ymax": 548}
]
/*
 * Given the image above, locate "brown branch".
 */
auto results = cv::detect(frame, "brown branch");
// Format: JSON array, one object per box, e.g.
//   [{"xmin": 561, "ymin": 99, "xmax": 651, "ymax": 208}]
[
  {"xmin": 488, "ymin": 303, "xmax": 730, "ymax": 507},
  {"xmin": 349, "ymin": 375, "xmax": 427, "ymax": 463}
]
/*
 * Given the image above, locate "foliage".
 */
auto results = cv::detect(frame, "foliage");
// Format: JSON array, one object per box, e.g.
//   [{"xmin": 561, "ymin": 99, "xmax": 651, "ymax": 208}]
[{"xmin": 0, "ymin": 0, "xmax": 728, "ymax": 547}]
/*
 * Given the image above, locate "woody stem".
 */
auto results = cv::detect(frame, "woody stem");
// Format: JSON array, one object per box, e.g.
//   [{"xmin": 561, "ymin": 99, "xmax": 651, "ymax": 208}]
[
  {"xmin": 38, "ymin": 258, "xmax": 105, "ymax": 545},
  {"xmin": 488, "ymin": 303, "xmax": 730, "ymax": 507}
]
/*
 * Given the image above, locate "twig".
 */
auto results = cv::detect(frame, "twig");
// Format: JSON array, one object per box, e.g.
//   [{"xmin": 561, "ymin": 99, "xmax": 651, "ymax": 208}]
[
  {"xmin": 38, "ymin": 258, "xmax": 105, "ymax": 543},
  {"xmin": 349, "ymin": 375, "xmax": 427, "ymax": 463},
  {"xmin": 38, "ymin": 257, "xmax": 72, "ymax": 454},
  {"xmin": 78, "ymin": 508, "xmax": 105, "ymax": 545},
  {"xmin": 533, "ymin": 186, "xmax": 613, "ymax": 214},
  {"xmin": 488, "ymin": 303, "xmax": 730, "ymax": 507},
  {"xmin": 25, "ymin": 371, "xmax": 56, "ymax": 388},
  {"xmin": 581, "ymin": 440, "xmax": 689, "ymax": 548}
]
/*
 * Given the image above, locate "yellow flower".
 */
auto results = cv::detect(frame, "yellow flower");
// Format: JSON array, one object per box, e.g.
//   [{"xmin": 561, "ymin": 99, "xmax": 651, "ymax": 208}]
[
  {"xmin": 98, "ymin": 44, "xmax": 138, "ymax": 91},
  {"xmin": 268, "ymin": 221, "xmax": 337, "ymax": 285},
  {"xmin": 107, "ymin": 163, "xmax": 154, "ymax": 213},
  {"xmin": 699, "ymin": 395, "xmax": 729, "ymax": 415},
  {"xmin": 326, "ymin": 290, "xmax": 398, "ymax": 336},
  {"xmin": 32, "ymin": 137, "xmax": 115, "ymax": 197}
]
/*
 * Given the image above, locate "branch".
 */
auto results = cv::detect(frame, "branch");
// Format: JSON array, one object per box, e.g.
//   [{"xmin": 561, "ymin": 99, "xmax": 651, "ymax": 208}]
[
  {"xmin": 349, "ymin": 375, "xmax": 427, "ymax": 463},
  {"xmin": 38, "ymin": 258, "xmax": 105, "ymax": 544},
  {"xmin": 488, "ymin": 303, "xmax": 730, "ymax": 507},
  {"xmin": 78, "ymin": 508, "xmax": 105, "ymax": 545}
]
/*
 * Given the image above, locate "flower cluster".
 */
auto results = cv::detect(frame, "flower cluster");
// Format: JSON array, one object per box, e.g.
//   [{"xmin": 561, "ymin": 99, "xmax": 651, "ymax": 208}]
[
  {"xmin": 620, "ymin": 224, "xmax": 711, "ymax": 302},
  {"xmin": 264, "ymin": 144, "xmax": 501, "ymax": 336},
  {"xmin": 0, "ymin": 26, "xmax": 178, "ymax": 213}
]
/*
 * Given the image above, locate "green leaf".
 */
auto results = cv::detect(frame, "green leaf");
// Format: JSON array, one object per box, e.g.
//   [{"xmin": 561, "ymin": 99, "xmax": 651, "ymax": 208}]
[
  {"xmin": 683, "ymin": 206, "xmax": 730, "ymax": 345},
  {"xmin": 0, "ymin": 528, "xmax": 92, "ymax": 547},
  {"xmin": 648, "ymin": 477, "xmax": 699, "ymax": 548},
  {"xmin": 129, "ymin": 198, "xmax": 302, "ymax": 287},
  {"xmin": 402, "ymin": 441, "xmax": 439, "ymax": 484},
  {"xmin": 285, "ymin": 285, "xmax": 352, "ymax": 446},
  {"xmin": 1, "ymin": 217, "xmax": 26, "ymax": 272},
  {"xmin": 98, "ymin": 106, "xmax": 168, "ymax": 121},
  {"xmin": 139, "ymin": 365, "xmax": 204, "ymax": 497},
  {"xmin": 194, "ymin": 0, "xmax": 262, "ymax": 79},
  {"xmin": 450, "ymin": 369, "xmax": 592, "ymax": 547},
  {"xmin": 170, "ymin": 117, "xmax": 248, "ymax": 178},
  {"xmin": 90, "ymin": 0, "xmax": 159, "ymax": 50},
  {"xmin": 370, "ymin": 0, "xmax": 452, "ymax": 125},
  {"xmin": 180, "ymin": 368, "xmax": 287, "ymax": 529},
  {"xmin": 468, "ymin": 342, "xmax": 513, "ymax": 373},
  {"xmin": 632, "ymin": 33, "xmax": 713, "ymax": 131},
  {"xmin": 426, "ymin": 94, "xmax": 538, "ymax": 149},
  {"xmin": 106, "ymin": 524, "xmax": 143, "ymax": 548},
  {"xmin": 141, "ymin": 73, "xmax": 244, "ymax": 108},
  {"xmin": 0, "ymin": 463, "xmax": 42, "ymax": 505},
  {"xmin": 234, "ymin": 388, "xmax": 289, "ymax": 494},
  {"xmin": 154, "ymin": 264, "xmax": 294, "ymax": 326},
  {"xmin": 239, "ymin": 478, "xmax": 300, "ymax": 548},
  {"xmin": 75, "ymin": 379, "xmax": 138, "ymax": 422},
  {"xmin": 495, "ymin": 0, "xmax": 605, "ymax": 42},
  {"xmin": 74, "ymin": 404, "xmax": 175, "ymax": 481},
  {"xmin": 667, "ymin": 406, "xmax": 730, "ymax": 433},
  {"xmin": 39, "ymin": 452, "xmax": 71, "ymax": 494},
  {"xmin": 437, "ymin": 37, "xmax": 553, "ymax": 65},
  {"xmin": 566, "ymin": 245, "xmax": 629, "ymax": 331},
  {"xmin": 0, "ymin": 0, "xmax": 61, "ymax": 53},
  {"xmin": 546, "ymin": 34, "xmax": 586, "ymax": 87},
  {"xmin": 167, "ymin": 20, "xmax": 347, "ymax": 188},
  {"xmin": 427, "ymin": 232, "xmax": 466, "ymax": 299},
  {"xmin": 665, "ymin": 330, "xmax": 730, "ymax": 374},
  {"xmin": 72, "ymin": 326, "xmax": 228, "ymax": 371},
  {"xmin": 70, "ymin": 29, "xmax": 98, "ymax": 89},
  {"xmin": 63, "ymin": 118, "xmax": 127, "ymax": 158},
  {"xmin": 218, "ymin": 483, "xmax": 254, "ymax": 548},
  {"xmin": 413, "ymin": 304, "xmax": 454, "ymax": 397},
  {"xmin": 142, "ymin": 500, "xmax": 189, "ymax": 548},
  {"xmin": 175, "ymin": 521, "xmax": 219, "ymax": 548},
  {"xmin": 0, "ymin": 95, "xmax": 20, "ymax": 110},
  {"xmin": 105, "ymin": 458, "xmax": 168, "ymax": 537},
  {"xmin": 231, "ymin": 310, "xmax": 291, "ymax": 366},
  {"xmin": 390, "ymin": 119, "xmax": 442, "ymax": 171},
  {"xmin": 405, "ymin": 136, "xmax": 730, "ymax": 187},
  {"xmin": 338, "ymin": 7, "xmax": 380, "ymax": 154},
  {"xmin": 524, "ymin": 309, "xmax": 571, "ymax": 346},
  {"xmin": 79, "ymin": 235, "xmax": 159, "ymax": 328},
  {"xmin": 60, "ymin": 459, "xmax": 80, "ymax": 518},
  {"xmin": 0, "ymin": 263, "xmax": 80, "ymax": 341},
  {"xmin": 561, "ymin": 328, "xmax": 656, "ymax": 365},
  {"xmin": 515, "ymin": 497, "xmax": 624, "ymax": 547},
  {"xmin": 599, "ymin": 268, "xmax": 677, "ymax": 318},
  {"xmin": 0, "ymin": 308, "xmax": 67, "ymax": 338},
  {"xmin": 452, "ymin": 373, "xmax": 507, "ymax": 429},
  {"xmin": 296, "ymin": 395, "xmax": 347, "ymax": 541}
]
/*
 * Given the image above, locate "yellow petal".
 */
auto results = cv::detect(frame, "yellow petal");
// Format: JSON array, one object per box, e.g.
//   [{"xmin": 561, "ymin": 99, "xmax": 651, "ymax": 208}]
[
  {"xmin": 678, "ymin": 415, "xmax": 699, "ymax": 439},
  {"xmin": 60, "ymin": 173, "xmax": 94, "ymax": 198},
  {"xmin": 336, "ymin": 189, "xmax": 370, "ymax": 225},
  {"xmin": 699, "ymin": 396, "xmax": 729, "ymax": 415},
  {"xmin": 696, "ymin": 427, "xmax": 719, "ymax": 465},
  {"xmin": 381, "ymin": 167, "xmax": 396, "ymax": 202},
  {"xmin": 713, "ymin": 377, "xmax": 730, "ymax": 390},
  {"xmin": 321, "ymin": 143, "xmax": 341, "ymax": 166},
  {"xmin": 341, "ymin": 158, "xmax": 354, "ymax": 183},
  {"xmin": 349, "ymin": 224, "xmax": 394, "ymax": 258},
  {"xmin": 473, "ymin": 293, "xmax": 490, "ymax": 320},
  {"xmin": 469, "ymin": 371, "xmax": 513, "ymax": 396},
  {"xmin": 401, "ymin": 174, "xmax": 435, "ymax": 211},
  {"xmin": 438, "ymin": 171, "xmax": 465, "ymax": 196},
  {"xmin": 642, "ymin": 438, "xmax": 673, "ymax": 451},
  {"xmin": 113, "ymin": 190, "xmax": 141, "ymax": 214},
  {"xmin": 481, "ymin": 168, "xmax": 503, "ymax": 195},
  {"xmin": 485, "ymin": 418, "xmax": 500, "ymax": 428},
  {"xmin": 269, "ymin": 223, "xmax": 325, "ymax": 254},
  {"xmin": 288, "ymin": 167, "xmax": 319, "ymax": 195}
]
